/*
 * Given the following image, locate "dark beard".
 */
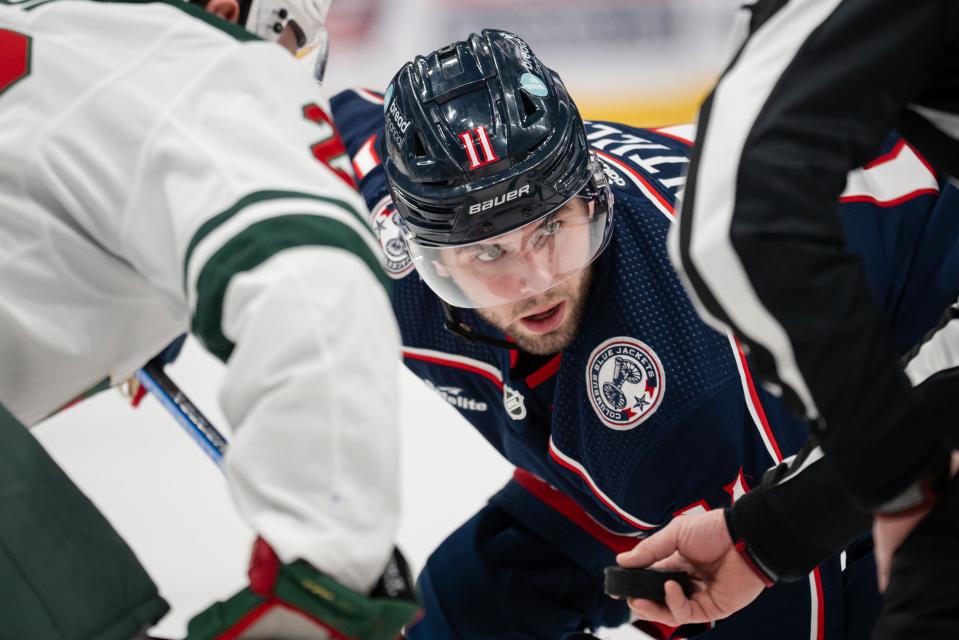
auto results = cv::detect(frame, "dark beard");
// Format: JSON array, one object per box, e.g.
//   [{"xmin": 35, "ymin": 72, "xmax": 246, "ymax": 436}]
[{"xmin": 479, "ymin": 267, "xmax": 593, "ymax": 356}]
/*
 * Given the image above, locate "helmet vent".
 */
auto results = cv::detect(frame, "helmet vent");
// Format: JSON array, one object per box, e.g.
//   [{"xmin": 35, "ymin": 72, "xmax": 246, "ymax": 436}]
[
  {"xmin": 437, "ymin": 45, "xmax": 463, "ymax": 76},
  {"xmin": 413, "ymin": 131, "xmax": 428, "ymax": 158},
  {"xmin": 519, "ymin": 90, "xmax": 540, "ymax": 124}
]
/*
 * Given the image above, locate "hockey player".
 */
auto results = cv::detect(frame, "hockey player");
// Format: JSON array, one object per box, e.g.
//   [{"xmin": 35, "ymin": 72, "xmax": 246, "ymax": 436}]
[
  {"xmin": 0, "ymin": 0, "xmax": 417, "ymax": 638},
  {"xmin": 328, "ymin": 29, "xmax": 959, "ymax": 639}
]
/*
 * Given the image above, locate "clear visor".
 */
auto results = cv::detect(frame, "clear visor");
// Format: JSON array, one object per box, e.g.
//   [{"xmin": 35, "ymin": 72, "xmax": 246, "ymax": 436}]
[{"xmin": 406, "ymin": 183, "xmax": 613, "ymax": 309}]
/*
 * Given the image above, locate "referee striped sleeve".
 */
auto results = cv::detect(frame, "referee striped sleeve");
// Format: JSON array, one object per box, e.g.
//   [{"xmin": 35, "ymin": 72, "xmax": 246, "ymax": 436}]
[
  {"xmin": 674, "ymin": 0, "xmax": 845, "ymax": 420},
  {"xmin": 183, "ymin": 190, "xmax": 388, "ymax": 361},
  {"xmin": 904, "ymin": 302, "xmax": 959, "ymax": 388},
  {"xmin": 672, "ymin": 0, "xmax": 953, "ymax": 508}
]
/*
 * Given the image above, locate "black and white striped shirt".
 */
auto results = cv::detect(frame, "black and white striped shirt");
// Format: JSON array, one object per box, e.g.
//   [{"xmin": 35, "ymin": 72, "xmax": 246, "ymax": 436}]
[{"xmin": 671, "ymin": 0, "xmax": 959, "ymax": 578}]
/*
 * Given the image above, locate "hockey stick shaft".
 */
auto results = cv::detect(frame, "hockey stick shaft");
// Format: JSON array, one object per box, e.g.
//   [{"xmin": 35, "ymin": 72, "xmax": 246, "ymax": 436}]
[{"xmin": 136, "ymin": 361, "xmax": 229, "ymax": 466}]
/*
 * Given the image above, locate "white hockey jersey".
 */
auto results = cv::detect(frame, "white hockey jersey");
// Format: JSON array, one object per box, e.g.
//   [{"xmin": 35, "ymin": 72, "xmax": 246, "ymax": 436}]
[{"xmin": 0, "ymin": 0, "xmax": 400, "ymax": 592}]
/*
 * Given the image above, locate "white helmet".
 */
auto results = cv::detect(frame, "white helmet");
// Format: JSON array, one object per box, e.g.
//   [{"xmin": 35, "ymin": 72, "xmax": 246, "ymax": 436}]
[{"xmin": 242, "ymin": 0, "xmax": 331, "ymax": 78}]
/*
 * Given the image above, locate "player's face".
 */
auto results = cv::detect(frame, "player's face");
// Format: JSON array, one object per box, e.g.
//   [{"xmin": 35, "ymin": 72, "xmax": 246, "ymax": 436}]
[
  {"xmin": 434, "ymin": 196, "xmax": 596, "ymax": 355},
  {"xmin": 475, "ymin": 263, "xmax": 593, "ymax": 356}
]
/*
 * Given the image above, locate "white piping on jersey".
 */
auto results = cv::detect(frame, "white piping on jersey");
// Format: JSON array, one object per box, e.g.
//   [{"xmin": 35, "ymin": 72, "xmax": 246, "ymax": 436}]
[
  {"xmin": 595, "ymin": 152, "xmax": 675, "ymax": 222},
  {"xmin": 401, "ymin": 346, "xmax": 504, "ymax": 388},
  {"xmin": 726, "ymin": 331, "xmax": 783, "ymax": 464},
  {"xmin": 352, "ymin": 134, "xmax": 380, "ymax": 181},
  {"xmin": 353, "ymin": 88, "xmax": 385, "ymax": 105},
  {"xmin": 185, "ymin": 196, "xmax": 380, "ymax": 310},
  {"xmin": 808, "ymin": 570, "xmax": 824, "ymax": 640},
  {"xmin": 681, "ymin": 0, "xmax": 846, "ymax": 421},
  {"xmin": 840, "ymin": 141, "xmax": 938, "ymax": 205},
  {"xmin": 405, "ymin": 344, "xmax": 658, "ymax": 533},
  {"xmin": 548, "ymin": 437, "xmax": 657, "ymax": 532}
]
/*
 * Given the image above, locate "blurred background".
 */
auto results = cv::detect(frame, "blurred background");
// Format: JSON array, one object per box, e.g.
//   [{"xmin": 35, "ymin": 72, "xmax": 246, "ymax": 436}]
[
  {"xmin": 322, "ymin": 0, "xmax": 741, "ymax": 126},
  {"xmin": 35, "ymin": 2, "xmax": 741, "ymax": 638}
]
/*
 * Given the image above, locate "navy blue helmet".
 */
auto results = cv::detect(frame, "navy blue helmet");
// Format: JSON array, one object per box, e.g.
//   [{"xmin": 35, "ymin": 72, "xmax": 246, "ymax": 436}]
[{"xmin": 382, "ymin": 29, "xmax": 611, "ymax": 247}]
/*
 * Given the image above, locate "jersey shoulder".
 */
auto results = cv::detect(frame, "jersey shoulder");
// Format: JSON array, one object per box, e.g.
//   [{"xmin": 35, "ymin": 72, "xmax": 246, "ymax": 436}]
[
  {"xmin": 331, "ymin": 88, "xmax": 387, "ymax": 175},
  {"xmin": 331, "ymin": 88, "xmax": 414, "ymax": 279},
  {"xmin": 586, "ymin": 121, "xmax": 693, "ymax": 216}
]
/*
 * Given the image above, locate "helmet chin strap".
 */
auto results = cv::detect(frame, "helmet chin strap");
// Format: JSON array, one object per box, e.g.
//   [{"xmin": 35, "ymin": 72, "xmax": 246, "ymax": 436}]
[
  {"xmin": 236, "ymin": 0, "xmax": 253, "ymax": 31},
  {"xmin": 441, "ymin": 301, "xmax": 520, "ymax": 351}
]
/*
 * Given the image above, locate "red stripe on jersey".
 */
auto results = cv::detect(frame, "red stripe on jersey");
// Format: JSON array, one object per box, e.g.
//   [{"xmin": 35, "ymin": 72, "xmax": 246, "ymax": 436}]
[
  {"xmin": 356, "ymin": 87, "xmax": 384, "ymax": 104},
  {"xmin": 906, "ymin": 140, "xmax": 937, "ymax": 178},
  {"xmin": 512, "ymin": 468, "xmax": 637, "ymax": 553},
  {"xmin": 650, "ymin": 125, "xmax": 694, "ymax": 146},
  {"xmin": 403, "ymin": 350, "xmax": 504, "ymax": 390},
  {"xmin": 673, "ymin": 499, "xmax": 710, "ymax": 518},
  {"xmin": 594, "ymin": 150, "xmax": 676, "ymax": 216},
  {"xmin": 838, "ymin": 188, "xmax": 940, "ymax": 208},
  {"xmin": 351, "ymin": 133, "xmax": 381, "ymax": 181},
  {"xmin": 862, "ymin": 139, "xmax": 907, "ymax": 170},
  {"xmin": 813, "ymin": 567, "xmax": 826, "ymax": 640},
  {"xmin": 525, "ymin": 353, "xmax": 562, "ymax": 388},
  {"xmin": 734, "ymin": 338, "xmax": 784, "ymax": 462},
  {"xmin": 547, "ymin": 444, "xmax": 657, "ymax": 531}
]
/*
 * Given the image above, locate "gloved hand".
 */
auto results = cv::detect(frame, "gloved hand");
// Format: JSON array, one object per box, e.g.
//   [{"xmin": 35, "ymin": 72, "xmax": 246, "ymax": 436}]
[{"xmin": 187, "ymin": 538, "xmax": 419, "ymax": 640}]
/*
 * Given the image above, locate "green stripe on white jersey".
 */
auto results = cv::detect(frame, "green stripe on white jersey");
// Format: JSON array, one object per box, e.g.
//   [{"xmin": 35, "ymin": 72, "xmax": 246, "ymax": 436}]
[{"xmin": 186, "ymin": 191, "xmax": 388, "ymax": 361}]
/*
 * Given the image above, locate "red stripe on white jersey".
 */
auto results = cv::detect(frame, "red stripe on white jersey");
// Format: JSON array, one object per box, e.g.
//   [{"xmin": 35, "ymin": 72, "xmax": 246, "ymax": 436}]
[
  {"xmin": 840, "ymin": 139, "xmax": 939, "ymax": 206},
  {"xmin": 351, "ymin": 133, "xmax": 380, "ymax": 181}
]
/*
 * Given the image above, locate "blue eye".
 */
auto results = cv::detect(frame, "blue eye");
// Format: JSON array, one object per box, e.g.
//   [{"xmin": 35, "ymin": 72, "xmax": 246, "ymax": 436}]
[
  {"xmin": 476, "ymin": 244, "xmax": 504, "ymax": 262},
  {"xmin": 532, "ymin": 217, "xmax": 562, "ymax": 246},
  {"xmin": 542, "ymin": 218, "xmax": 562, "ymax": 235}
]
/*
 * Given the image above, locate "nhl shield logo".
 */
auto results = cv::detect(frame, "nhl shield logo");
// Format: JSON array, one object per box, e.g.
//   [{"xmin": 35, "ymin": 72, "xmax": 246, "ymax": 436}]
[
  {"xmin": 586, "ymin": 337, "xmax": 665, "ymax": 430},
  {"xmin": 369, "ymin": 196, "xmax": 414, "ymax": 279},
  {"xmin": 504, "ymin": 383, "xmax": 527, "ymax": 421}
]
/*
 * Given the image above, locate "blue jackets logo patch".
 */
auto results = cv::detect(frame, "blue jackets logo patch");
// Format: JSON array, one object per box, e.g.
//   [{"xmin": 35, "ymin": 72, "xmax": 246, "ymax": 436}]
[
  {"xmin": 586, "ymin": 337, "xmax": 665, "ymax": 430},
  {"xmin": 369, "ymin": 196, "xmax": 413, "ymax": 278}
]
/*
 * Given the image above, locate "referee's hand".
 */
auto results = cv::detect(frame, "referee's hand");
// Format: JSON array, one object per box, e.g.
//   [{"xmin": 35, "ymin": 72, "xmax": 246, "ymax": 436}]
[{"xmin": 615, "ymin": 509, "xmax": 765, "ymax": 627}]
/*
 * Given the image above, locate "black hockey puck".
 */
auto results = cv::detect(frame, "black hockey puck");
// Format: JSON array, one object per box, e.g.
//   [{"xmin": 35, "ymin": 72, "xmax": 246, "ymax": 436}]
[{"xmin": 603, "ymin": 566, "xmax": 694, "ymax": 602}]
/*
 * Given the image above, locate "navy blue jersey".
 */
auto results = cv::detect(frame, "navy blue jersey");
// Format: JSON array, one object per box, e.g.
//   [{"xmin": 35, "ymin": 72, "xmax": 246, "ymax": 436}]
[{"xmin": 330, "ymin": 89, "xmax": 957, "ymax": 538}]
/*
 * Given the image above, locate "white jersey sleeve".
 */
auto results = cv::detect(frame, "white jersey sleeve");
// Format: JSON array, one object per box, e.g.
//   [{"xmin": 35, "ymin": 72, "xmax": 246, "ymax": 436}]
[{"xmin": 0, "ymin": 0, "xmax": 398, "ymax": 591}]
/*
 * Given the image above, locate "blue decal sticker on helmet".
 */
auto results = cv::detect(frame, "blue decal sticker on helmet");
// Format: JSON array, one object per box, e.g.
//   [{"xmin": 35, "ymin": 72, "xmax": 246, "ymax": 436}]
[
  {"xmin": 383, "ymin": 83, "xmax": 394, "ymax": 113},
  {"xmin": 520, "ymin": 72, "xmax": 548, "ymax": 97}
]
